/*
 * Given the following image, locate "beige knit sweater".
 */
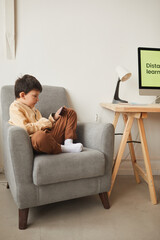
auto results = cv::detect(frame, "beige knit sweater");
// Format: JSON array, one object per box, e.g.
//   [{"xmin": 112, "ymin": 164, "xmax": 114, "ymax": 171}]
[{"xmin": 9, "ymin": 100, "xmax": 55, "ymax": 136}]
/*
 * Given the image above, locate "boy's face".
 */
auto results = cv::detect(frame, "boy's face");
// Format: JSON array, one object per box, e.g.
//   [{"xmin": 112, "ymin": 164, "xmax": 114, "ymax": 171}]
[{"xmin": 18, "ymin": 89, "xmax": 40, "ymax": 108}]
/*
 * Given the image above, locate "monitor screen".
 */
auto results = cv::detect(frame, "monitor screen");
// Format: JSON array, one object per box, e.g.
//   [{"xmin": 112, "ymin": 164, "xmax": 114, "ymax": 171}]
[{"xmin": 138, "ymin": 47, "xmax": 160, "ymax": 96}]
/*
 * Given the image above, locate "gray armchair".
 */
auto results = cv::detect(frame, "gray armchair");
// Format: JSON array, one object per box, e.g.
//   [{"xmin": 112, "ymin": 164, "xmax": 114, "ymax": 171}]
[{"xmin": 1, "ymin": 85, "xmax": 114, "ymax": 229}]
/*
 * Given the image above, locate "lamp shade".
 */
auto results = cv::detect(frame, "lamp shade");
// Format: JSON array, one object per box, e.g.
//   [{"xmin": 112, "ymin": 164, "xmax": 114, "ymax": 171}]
[{"xmin": 116, "ymin": 66, "xmax": 132, "ymax": 82}]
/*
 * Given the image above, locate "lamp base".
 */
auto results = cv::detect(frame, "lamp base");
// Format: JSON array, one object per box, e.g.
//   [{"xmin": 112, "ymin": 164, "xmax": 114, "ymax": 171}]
[
  {"xmin": 113, "ymin": 79, "xmax": 128, "ymax": 104},
  {"xmin": 112, "ymin": 98, "xmax": 128, "ymax": 104}
]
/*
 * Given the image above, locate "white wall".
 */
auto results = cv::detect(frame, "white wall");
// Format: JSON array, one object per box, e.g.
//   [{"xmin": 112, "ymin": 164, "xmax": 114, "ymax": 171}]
[{"xmin": 0, "ymin": 0, "xmax": 160, "ymax": 173}]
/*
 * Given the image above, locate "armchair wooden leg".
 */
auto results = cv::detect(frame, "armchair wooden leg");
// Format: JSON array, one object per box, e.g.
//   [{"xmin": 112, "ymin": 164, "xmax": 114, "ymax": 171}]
[
  {"xmin": 99, "ymin": 192, "xmax": 110, "ymax": 209},
  {"xmin": 19, "ymin": 208, "xmax": 29, "ymax": 230},
  {"xmin": 6, "ymin": 182, "xmax": 9, "ymax": 189}
]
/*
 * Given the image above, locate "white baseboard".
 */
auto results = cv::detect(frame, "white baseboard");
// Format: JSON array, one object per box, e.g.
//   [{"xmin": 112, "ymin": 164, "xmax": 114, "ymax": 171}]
[{"xmin": 118, "ymin": 159, "xmax": 160, "ymax": 175}]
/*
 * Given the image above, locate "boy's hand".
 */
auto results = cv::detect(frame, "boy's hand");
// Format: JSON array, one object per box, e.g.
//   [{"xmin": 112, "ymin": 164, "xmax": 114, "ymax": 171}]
[{"xmin": 54, "ymin": 107, "xmax": 66, "ymax": 120}]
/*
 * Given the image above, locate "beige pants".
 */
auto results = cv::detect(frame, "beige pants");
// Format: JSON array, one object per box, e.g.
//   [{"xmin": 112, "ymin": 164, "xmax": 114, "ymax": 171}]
[{"xmin": 31, "ymin": 108, "xmax": 77, "ymax": 154}]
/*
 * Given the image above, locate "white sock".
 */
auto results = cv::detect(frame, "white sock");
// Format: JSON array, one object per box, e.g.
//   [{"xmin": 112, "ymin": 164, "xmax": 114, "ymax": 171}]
[
  {"xmin": 64, "ymin": 139, "xmax": 73, "ymax": 145},
  {"xmin": 61, "ymin": 143, "xmax": 83, "ymax": 153}
]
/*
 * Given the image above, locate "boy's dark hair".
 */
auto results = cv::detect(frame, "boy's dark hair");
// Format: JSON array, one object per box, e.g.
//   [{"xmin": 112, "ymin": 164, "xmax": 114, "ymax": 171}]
[{"xmin": 15, "ymin": 74, "xmax": 42, "ymax": 98}]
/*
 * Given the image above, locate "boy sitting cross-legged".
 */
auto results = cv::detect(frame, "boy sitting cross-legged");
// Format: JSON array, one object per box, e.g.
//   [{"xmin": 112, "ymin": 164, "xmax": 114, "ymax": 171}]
[{"xmin": 9, "ymin": 74, "xmax": 83, "ymax": 154}]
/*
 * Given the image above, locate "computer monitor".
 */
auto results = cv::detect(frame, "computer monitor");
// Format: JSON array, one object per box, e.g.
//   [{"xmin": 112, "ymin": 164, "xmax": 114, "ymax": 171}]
[{"xmin": 138, "ymin": 47, "xmax": 160, "ymax": 97}]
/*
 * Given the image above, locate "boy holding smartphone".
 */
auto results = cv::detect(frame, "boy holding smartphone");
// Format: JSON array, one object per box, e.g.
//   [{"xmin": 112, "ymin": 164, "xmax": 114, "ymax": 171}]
[{"xmin": 9, "ymin": 74, "xmax": 83, "ymax": 154}]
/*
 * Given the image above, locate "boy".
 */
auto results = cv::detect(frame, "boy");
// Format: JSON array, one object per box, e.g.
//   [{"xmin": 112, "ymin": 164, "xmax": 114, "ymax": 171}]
[{"xmin": 9, "ymin": 74, "xmax": 83, "ymax": 154}]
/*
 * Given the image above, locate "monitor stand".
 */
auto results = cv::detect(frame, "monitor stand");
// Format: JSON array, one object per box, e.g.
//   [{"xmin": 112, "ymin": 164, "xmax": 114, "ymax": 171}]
[{"xmin": 155, "ymin": 96, "xmax": 160, "ymax": 104}]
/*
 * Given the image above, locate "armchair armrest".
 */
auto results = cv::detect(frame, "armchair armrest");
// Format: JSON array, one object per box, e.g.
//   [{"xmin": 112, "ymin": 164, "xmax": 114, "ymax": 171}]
[
  {"xmin": 8, "ymin": 125, "xmax": 34, "ymax": 184},
  {"xmin": 76, "ymin": 122, "xmax": 114, "ymax": 173}
]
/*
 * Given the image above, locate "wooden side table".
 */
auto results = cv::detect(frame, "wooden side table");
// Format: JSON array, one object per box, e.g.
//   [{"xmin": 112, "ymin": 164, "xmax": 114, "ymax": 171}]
[{"xmin": 100, "ymin": 103, "xmax": 160, "ymax": 205}]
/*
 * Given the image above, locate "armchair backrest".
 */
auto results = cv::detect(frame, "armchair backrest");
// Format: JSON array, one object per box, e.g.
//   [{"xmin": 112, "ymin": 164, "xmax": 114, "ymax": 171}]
[{"xmin": 1, "ymin": 85, "xmax": 69, "ymax": 122}]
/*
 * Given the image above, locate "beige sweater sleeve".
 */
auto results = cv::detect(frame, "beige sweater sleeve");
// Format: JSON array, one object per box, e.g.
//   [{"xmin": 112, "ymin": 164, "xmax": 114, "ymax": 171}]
[{"xmin": 9, "ymin": 102, "xmax": 55, "ymax": 135}]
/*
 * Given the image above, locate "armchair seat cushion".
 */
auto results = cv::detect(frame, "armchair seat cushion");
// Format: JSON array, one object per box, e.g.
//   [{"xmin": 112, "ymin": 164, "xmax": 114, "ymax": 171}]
[{"xmin": 33, "ymin": 147, "xmax": 105, "ymax": 186}]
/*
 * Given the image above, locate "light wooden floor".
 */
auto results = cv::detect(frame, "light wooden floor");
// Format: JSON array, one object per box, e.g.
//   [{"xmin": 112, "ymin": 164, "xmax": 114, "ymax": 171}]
[{"xmin": 1, "ymin": 174, "xmax": 160, "ymax": 240}]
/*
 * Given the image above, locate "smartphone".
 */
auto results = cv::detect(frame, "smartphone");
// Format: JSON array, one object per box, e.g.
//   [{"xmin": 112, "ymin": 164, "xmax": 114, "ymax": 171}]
[{"xmin": 59, "ymin": 107, "xmax": 65, "ymax": 116}]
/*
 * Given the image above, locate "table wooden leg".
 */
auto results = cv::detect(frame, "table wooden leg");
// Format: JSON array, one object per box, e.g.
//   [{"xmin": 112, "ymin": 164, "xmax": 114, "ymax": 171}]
[
  {"xmin": 113, "ymin": 112, "xmax": 120, "ymax": 128},
  {"xmin": 123, "ymin": 114, "xmax": 141, "ymax": 184},
  {"xmin": 112, "ymin": 112, "xmax": 120, "ymax": 172},
  {"xmin": 137, "ymin": 118, "xmax": 157, "ymax": 205},
  {"xmin": 108, "ymin": 115, "xmax": 134, "ymax": 197}
]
